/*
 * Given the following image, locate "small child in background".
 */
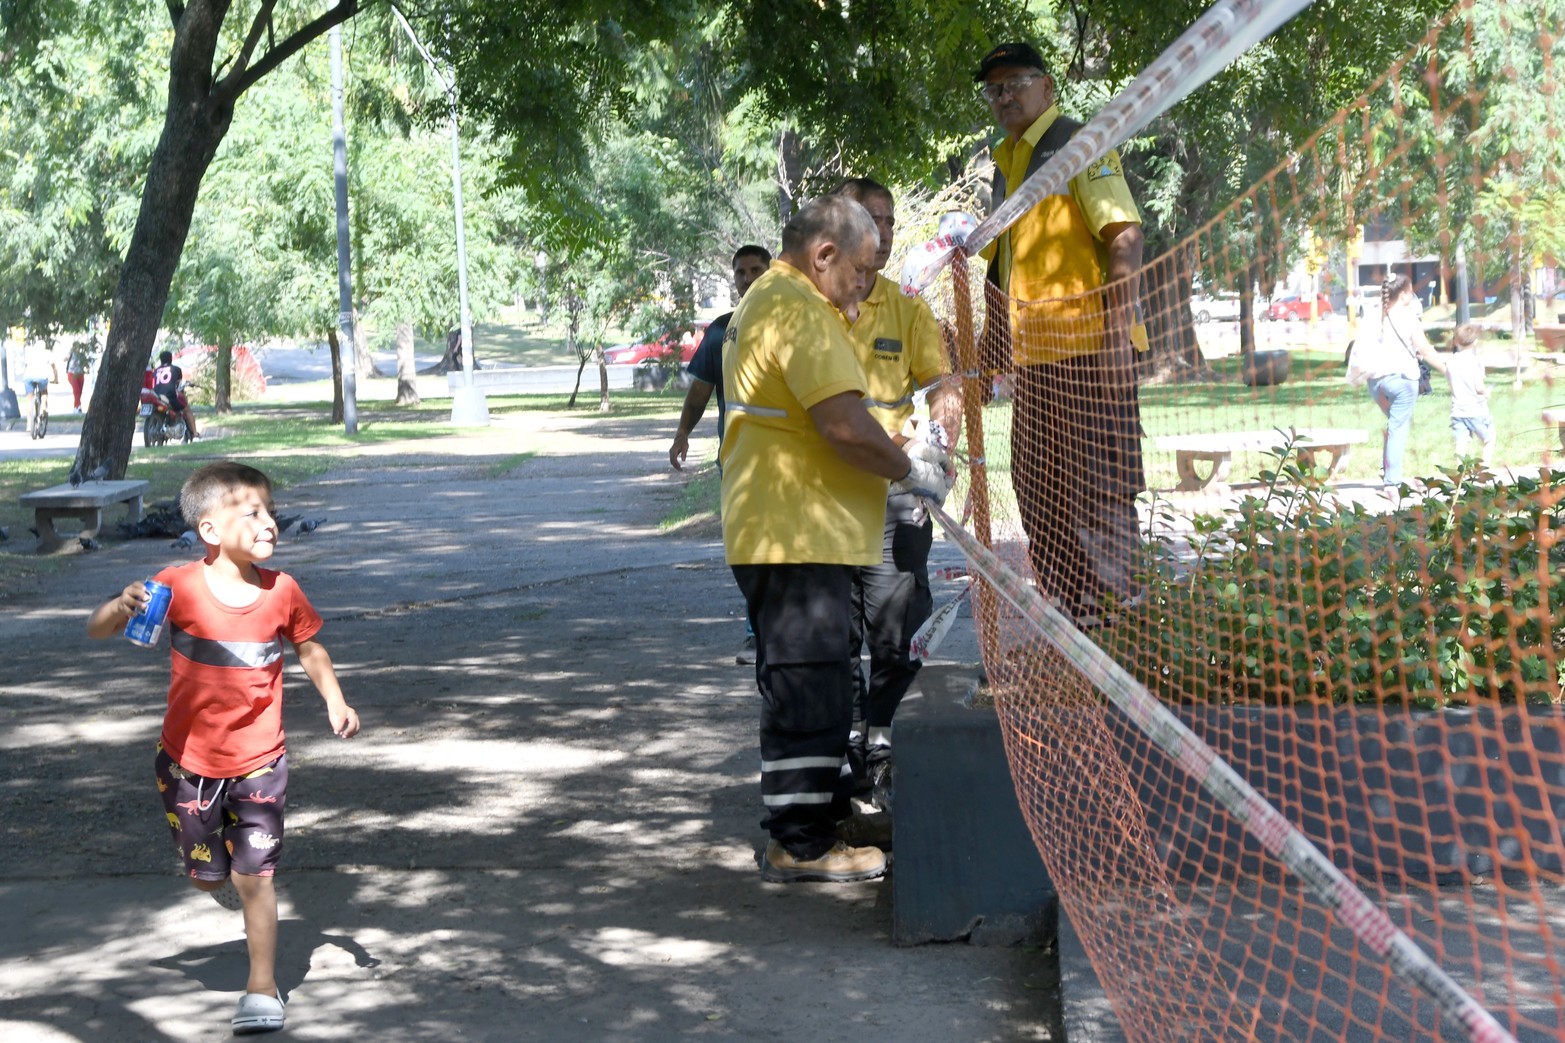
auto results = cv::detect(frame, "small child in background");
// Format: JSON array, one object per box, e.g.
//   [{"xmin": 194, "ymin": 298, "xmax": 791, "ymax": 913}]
[
  {"xmin": 1420, "ymin": 323, "xmax": 1495, "ymax": 468},
  {"xmin": 87, "ymin": 461, "xmax": 359, "ymax": 1036}
]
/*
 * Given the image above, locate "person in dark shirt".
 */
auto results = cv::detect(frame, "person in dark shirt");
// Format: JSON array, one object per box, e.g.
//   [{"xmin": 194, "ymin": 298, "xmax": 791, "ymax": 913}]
[
  {"xmin": 151, "ymin": 350, "xmax": 200, "ymax": 439},
  {"xmin": 668, "ymin": 244, "xmax": 772, "ymax": 664},
  {"xmin": 669, "ymin": 244, "xmax": 772, "ymax": 469}
]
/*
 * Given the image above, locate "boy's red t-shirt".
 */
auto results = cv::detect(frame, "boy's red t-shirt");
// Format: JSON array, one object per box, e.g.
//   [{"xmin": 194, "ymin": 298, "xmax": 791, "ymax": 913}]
[{"xmin": 153, "ymin": 560, "xmax": 323, "ymax": 778}]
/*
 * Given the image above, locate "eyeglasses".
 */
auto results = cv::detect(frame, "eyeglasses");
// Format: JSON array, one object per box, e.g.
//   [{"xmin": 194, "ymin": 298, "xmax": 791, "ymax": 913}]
[{"xmin": 979, "ymin": 75, "xmax": 1041, "ymax": 102}]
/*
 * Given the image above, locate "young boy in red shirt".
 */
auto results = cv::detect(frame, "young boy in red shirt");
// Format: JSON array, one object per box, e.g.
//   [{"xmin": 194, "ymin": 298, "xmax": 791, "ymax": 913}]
[{"xmin": 88, "ymin": 461, "xmax": 359, "ymax": 1035}]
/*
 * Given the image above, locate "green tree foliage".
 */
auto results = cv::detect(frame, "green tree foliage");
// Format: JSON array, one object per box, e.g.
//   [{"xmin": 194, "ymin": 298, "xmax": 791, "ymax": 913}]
[
  {"xmin": 0, "ymin": 7, "xmax": 161, "ymax": 340},
  {"xmin": 161, "ymin": 11, "xmax": 529, "ymax": 410},
  {"xmin": 442, "ymin": 0, "xmax": 1040, "ymax": 208},
  {"xmin": 1078, "ymin": 0, "xmax": 1451, "ymax": 250}
]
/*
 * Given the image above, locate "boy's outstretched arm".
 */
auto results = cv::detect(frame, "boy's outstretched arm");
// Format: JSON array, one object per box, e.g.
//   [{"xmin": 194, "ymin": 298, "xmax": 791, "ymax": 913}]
[
  {"xmin": 293, "ymin": 638, "xmax": 360, "ymax": 738},
  {"xmin": 87, "ymin": 580, "xmax": 149, "ymax": 639}
]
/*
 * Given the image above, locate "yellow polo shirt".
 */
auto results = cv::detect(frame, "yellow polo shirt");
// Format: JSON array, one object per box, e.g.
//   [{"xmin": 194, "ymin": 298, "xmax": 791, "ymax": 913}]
[
  {"xmin": 720, "ymin": 262, "xmax": 887, "ymax": 566},
  {"xmin": 846, "ymin": 274, "xmax": 948, "ymax": 437},
  {"xmin": 986, "ymin": 105, "xmax": 1141, "ymax": 364}
]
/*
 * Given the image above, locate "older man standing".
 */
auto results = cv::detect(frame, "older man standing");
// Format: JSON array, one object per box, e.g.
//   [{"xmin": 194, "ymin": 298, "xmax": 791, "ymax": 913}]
[
  {"xmin": 976, "ymin": 42, "xmax": 1146, "ymax": 625},
  {"xmin": 723, "ymin": 195, "xmax": 952, "ymax": 883}
]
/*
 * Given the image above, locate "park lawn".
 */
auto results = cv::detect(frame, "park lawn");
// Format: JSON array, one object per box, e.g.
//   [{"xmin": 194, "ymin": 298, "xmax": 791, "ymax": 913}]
[
  {"xmin": 1, "ymin": 392, "xmax": 689, "ymax": 595},
  {"xmin": 0, "ymin": 449, "xmax": 342, "ymax": 600},
  {"xmin": 954, "ymin": 351, "xmax": 1565, "ymax": 500},
  {"xmin": 668, "ymin": 349, "xmax": 1565, "ymax": 536}
]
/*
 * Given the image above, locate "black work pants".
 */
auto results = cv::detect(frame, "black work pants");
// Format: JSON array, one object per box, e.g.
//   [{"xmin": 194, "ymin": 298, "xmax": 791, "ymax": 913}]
[
  {"xmin": 1010, "ymin": 354, "xmax": 1144, "ymax": 609},
  {"xmin": 731, "ymin": 562, "xmax": 856, "ymax": 859},
  {"xmin": 849, "ymin": 500, "xmax": 933, "ymax": 776}
]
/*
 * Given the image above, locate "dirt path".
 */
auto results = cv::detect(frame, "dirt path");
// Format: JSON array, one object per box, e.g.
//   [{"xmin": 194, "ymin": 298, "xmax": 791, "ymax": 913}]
[{"xmin": 0, "ymin": 410, "xmax": 1058, "ymax": 1042}]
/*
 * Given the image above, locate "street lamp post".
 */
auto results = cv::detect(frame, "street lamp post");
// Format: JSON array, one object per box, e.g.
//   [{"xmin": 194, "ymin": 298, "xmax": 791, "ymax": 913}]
[{"xmin": 392, "ymin": 9, "xmax": 487, "ymax": 427}]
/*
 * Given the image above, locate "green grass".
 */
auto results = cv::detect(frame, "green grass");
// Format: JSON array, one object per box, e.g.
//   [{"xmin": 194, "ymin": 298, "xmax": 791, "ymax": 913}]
[
  {"xmin": 206, "ymin": 403, "xmax": 461, "ymax": 450},
  {"xmin": 483, "ymin": 451, "xmax": 538, "ymax": 479},
  {"xmin": 482, "ymin": 392, "xmax": 687, "ymax": 419},
  {"xmin": 0, "ymin": 449, "xmax": 340, "ymax": 601},
  {"xmin": 660, "ymin": 459, "xmax": 721, "ymax": 533},
  {"xmin": 393, "ymin": 313, "xmax": 639, "ymax": 368},
  {"xmin": 955, "ymin": 350, "xmax": 1565, "ymax": 496}
]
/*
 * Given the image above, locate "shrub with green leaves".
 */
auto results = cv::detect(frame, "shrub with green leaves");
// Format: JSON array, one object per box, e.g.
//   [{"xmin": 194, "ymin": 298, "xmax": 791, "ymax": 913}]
[{"xmin": 1105, "ymin": 437, "xmax": 1565, "ymax": 708}]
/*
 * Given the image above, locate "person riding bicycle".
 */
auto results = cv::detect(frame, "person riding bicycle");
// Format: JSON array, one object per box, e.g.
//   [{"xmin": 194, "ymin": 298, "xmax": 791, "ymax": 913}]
[
  {"xmin": 21, "ymin": 339, "xmax": 56, "ymax": 417},
  {"xmin": 151, "ymin": 350, "xmax": 199, "ymax": 439}
]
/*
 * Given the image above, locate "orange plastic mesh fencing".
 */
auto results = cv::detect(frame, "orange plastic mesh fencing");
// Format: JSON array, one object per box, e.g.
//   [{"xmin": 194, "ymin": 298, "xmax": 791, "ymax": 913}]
[{"xmin": 915, "ymin": 0, "xmax": 1565, "ymax": 1039}]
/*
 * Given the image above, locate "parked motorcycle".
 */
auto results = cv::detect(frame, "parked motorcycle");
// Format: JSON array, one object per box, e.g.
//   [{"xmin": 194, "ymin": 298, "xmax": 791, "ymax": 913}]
[{"xmin": 142, "ymin": 382, "xmax": 192, "ymax": 446}]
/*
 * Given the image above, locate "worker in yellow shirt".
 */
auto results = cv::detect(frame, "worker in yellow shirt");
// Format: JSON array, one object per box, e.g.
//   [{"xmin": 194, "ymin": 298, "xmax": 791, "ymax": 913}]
[
  {"xmin": 829, "ymin": 177, "xmax": 962, "ymax": 812},
  {"xmin": 722, "ymin": 195, "xmax": 954, "ymax": 883},
  {"xmin": 976, "ymin": 41, "xmax": 1146, "ymax": 626}
]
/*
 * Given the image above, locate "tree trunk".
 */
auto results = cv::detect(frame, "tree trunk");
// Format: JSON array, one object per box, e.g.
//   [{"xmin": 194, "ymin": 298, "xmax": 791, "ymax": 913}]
[
  {"xmin": 395, "ymin": 322, "xmax": 420, "ymax": 406},
  {"xmin": 777, "ymin": 128, "xmax": 802, "ymax": 226},
  {"xmin": 567, "ymin": 354, "xmax": 587, "ymax": 408},
  {"xmin": 352, "ymin": 307, "xmax": 381, "ymax": 378},
  {"xmin": 1240, "ymin": 258, "xmax": 1262, "ymax": 368},
  {"xmin": 597, "ymin": 343, "xmax": 610, "ymax": 413},
  {"xmin": 327, "ymin": 327, "xmax": 345, "ymax": 424},
  {"xmin": 1142, "ymin": 247, "xmax": 1206, "ymax": 381},
  {"xmin": 72, "ymin": 23, "xmax": 234, "ymax": 479},
  {"xmin": 214, "ymin": 333, "xmax": 233, "ymax": 413}
]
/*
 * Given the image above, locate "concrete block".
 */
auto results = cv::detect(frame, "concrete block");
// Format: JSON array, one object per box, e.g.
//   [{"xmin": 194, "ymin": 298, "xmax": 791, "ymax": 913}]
[{"xmin": 891, "ymin": 664, "xmax": 1056, "ymax": 946}]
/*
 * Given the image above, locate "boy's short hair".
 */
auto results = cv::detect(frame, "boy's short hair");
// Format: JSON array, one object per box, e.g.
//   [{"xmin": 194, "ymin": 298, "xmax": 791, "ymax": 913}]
[
  {"xmin": 1453, "ymin": 324, "xmax": 1479, "ymax": 350},
  {"xmin": 180, "ymin": 461, "xmax": 273, "ymax": 528},
  {"xmin": 159, "ymin": 350, "xmax": 173, "ymax": 364}
]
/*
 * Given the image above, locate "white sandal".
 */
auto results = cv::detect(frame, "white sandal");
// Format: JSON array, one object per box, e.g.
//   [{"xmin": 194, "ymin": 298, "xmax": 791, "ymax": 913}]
[{"xmin": 231, "ymin": 991, "xmax": 285, "ymax": 1035}]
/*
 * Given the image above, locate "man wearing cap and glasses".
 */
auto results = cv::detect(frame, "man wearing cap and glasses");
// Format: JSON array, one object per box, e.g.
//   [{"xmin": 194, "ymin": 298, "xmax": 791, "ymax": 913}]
[{"xmin": 975, "ymin": 42, "xmax": 1146, "ymax": 628}]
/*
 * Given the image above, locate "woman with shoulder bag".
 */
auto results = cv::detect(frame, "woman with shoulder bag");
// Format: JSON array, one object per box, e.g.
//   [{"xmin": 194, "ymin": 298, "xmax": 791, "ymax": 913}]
[{"xmin": 1347, "ymin": 273, "xmax": 1428, "ymax": 491}]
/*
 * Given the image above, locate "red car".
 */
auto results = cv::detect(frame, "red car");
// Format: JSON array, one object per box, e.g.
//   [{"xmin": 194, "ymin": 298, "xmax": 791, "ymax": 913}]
[
  {"xmin": 604, "ymin": 322, "xmax": 710, "ymax": 365},
  {"xmin": 1265, "ymin": 293, "xmax": 1334, "ymax": 321}
]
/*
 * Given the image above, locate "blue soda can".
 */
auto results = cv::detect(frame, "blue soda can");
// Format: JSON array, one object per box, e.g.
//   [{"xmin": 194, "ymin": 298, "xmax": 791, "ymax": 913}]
[{"xmin": 124, "ymin": 579, "xmax": 173, "ymax": 648}]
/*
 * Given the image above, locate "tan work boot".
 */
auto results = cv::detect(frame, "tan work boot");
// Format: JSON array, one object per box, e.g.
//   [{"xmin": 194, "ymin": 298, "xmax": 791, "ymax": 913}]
[{"xmin": 761, "ymin": 839, "xmax": 886, "ymax": 883}]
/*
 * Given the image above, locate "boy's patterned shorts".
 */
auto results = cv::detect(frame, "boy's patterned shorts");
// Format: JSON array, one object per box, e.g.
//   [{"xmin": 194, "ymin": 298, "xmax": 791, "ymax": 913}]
[{"xmin": 155, "ymin": 744, "xmax": 287, "ymax": 880}]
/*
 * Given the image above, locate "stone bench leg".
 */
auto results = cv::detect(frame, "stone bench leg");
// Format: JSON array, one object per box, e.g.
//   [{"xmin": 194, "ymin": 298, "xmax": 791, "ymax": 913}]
[
  {"xmin": 34, "ymin": 506, "xmax": 104, "ymax": 553},
  {"xmin": 1297, "ymin": 444, "xmax": 1350, "ymax": 480},
  {"xmin": 1175, "ymin": 451, "xmax": 1232, "ymax": 491}
]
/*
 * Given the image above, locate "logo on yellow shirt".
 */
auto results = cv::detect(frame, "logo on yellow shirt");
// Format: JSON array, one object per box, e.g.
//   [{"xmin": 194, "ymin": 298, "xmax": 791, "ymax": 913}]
[
  {"xmin": 873, "ymin": 338, "xmax": 902, "ymax": 358},
  {"xmin": 1087, "ymin": 156, "xmax": 1122, "ymax": 181}
]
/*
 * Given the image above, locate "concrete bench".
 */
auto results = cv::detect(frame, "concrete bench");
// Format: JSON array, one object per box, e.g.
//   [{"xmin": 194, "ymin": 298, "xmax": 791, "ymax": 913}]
[
  {"xmin": 1154, "ymin": 428, "xmax": 1369, "ymax": 491},
  {"xmin": 19, "ymin": 479, "xmax": 149, "ymax": 552},
  {"xmin": 1543, "ymin": 408, "xmax": 1565, "ymax": 453}
]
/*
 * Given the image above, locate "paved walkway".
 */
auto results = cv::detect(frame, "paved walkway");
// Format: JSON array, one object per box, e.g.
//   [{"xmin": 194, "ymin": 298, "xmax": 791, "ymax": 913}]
[{"xmin": 0, "ymin": 409, "xmax": 1058, "ymax": 1043}]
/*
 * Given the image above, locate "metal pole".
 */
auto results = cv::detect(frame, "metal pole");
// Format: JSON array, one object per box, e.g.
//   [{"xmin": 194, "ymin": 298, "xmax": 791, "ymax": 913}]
[
  {"xmin": 445, "ymin": 95, "xmax": 488, "ymax": 425},
  {"xmin": 391, "ymin": 7, "xmax": 487, "ymax": 426},
  {"xmin": 330, "ymin": 24, "xmax": 358, "ymax": 435}
]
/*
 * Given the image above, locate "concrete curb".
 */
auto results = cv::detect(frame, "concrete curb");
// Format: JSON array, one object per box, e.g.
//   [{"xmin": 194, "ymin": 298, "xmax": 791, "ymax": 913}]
[{"xmin": 1059, "ymin": 906, "xmax": 1126, "ymax": 1042}]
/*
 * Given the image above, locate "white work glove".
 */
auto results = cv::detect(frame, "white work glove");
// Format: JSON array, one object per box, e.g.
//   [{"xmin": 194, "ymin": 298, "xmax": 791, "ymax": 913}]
[
  {"xmin": 898, "ymin": 416, "xmax": 952, "ymax": 453},
  {"xmin": 891, "ymin": 441, "xmax": 955, "ymax": 505}
]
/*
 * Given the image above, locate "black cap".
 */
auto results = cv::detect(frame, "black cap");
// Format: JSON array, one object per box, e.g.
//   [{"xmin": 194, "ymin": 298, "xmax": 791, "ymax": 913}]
[{"xmin": 974, "ymin": 42, "xmax": 1048, "ymax": 82}]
